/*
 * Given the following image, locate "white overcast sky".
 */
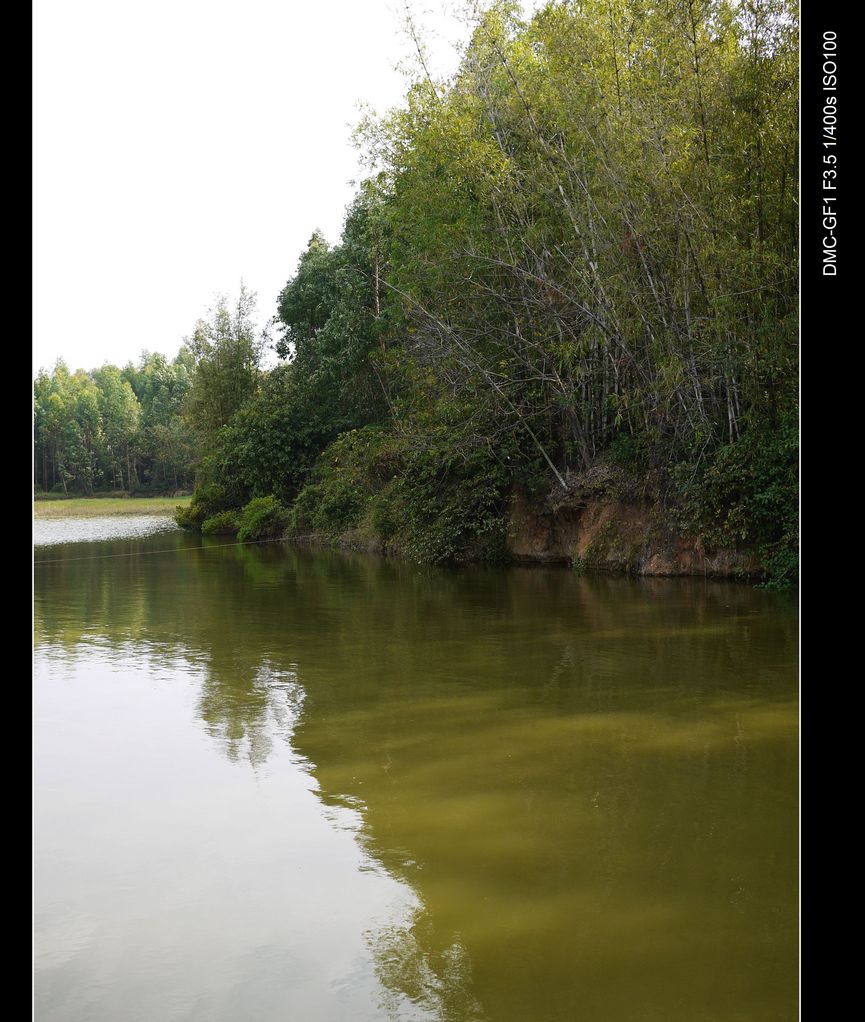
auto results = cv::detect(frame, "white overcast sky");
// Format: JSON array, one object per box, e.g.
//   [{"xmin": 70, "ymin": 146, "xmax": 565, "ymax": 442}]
[{"xmin": 33, "ymin": 1, "xmax": 537, "ymax": 376}]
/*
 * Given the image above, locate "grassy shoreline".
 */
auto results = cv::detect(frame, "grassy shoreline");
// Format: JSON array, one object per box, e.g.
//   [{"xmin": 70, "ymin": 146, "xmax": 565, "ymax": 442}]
[{"xmin": 34, "ymin": 496, "xmax": 191, "ymax": 519}]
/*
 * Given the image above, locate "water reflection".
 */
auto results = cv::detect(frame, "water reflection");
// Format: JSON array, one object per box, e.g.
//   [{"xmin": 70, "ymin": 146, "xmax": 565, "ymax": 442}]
[
  {"xmin": 34, "ymin": 530, "xmax": 798, "ymax": 1021},
  {"xmin": 370, "ymin": 916, "xmax": 483, "ymax": 1022}
]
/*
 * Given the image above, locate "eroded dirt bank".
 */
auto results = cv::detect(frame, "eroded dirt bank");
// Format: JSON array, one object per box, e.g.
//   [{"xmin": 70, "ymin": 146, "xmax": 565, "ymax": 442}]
[
  {"xmin": 505, "ymin": 491, "xmax": 762, "ymax": 579},
  {"xmin": 296, "ymin": 483, "xmax": 763, "ymax": 581}
]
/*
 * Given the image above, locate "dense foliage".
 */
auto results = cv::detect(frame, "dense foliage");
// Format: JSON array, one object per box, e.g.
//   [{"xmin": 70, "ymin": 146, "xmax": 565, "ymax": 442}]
[
  {"xmin": 33, "ymin": 287, "xmax": 264, "ymax": 497},
  {"xmin": 37, "ymin": 1, "xmax": 799, "ymax": 584},
  {"xmin": 34, "ymin": 350, "xmax": 197, "ymax": 494}
]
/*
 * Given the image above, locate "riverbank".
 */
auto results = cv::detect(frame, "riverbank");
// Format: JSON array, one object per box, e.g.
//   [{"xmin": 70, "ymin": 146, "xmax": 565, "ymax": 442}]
[
  {"xmin": 34, "ymin": 495, "xmax": 191, "ymax": 519},
  {"xmin": 289, "ymin": 489, "xmax": 765, "ymax": 582},
  {"xmin": 175, "ymin": 460, "xmax": 776, "ymax": 581}
]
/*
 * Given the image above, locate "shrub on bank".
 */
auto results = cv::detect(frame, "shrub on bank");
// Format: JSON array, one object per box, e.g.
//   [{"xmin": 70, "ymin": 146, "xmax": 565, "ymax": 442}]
[
  {"xmin": 237, "ymin": 495, "xmax": 290, "ymax": 542},
  {"xmin": 394, "ymin": 446, "xmax": 511, "ymax": 564},
  {"xmin": 175, "ymin": 483, "xmax": 235, "ymax": 530},
  {"xmin": 285, "ymin": 426, "xmax": 394, "ymax": 537},
  {"xmin": 284, "ymin": 423, "xmax": 512, "ymax": 564},
  {"xmin": 672, "ymin": 412, "xmax": 798, "ymax": 588},
  {"xmin": 201, "ymin": 510, "xmax": 240, "ymax": 536}
]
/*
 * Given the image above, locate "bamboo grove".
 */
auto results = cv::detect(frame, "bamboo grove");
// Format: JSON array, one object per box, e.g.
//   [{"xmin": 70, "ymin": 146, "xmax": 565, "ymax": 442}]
[{"xmin": 365, "ymin": 0, "xmax": 798, "ymax": 469}]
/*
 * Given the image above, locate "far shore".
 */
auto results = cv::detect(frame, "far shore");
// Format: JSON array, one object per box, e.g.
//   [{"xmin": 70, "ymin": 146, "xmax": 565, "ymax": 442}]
[{"xmin": 34, "ymin": 495, "xmax": 192, "ymax": 519}]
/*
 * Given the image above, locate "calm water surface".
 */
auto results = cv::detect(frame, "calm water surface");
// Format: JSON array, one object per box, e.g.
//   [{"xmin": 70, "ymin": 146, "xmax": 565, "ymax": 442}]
[{"xmin": 34, "ymin": 521, "xmax": 798, "ymax": 1021}]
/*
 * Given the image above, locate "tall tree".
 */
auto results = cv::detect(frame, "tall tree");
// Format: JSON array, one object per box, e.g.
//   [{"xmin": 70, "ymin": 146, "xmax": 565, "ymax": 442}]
[
  {"xmin": 185, "ymin": 284, "xmax": 264, "ymax": 451},
  {"xmin": 92, "ymin": 365, "xmax": 141, "ymax": 490}
]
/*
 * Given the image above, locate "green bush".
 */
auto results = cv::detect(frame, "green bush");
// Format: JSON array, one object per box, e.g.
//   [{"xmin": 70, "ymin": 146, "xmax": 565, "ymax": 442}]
[
  {"xmin": 286, "ymin": 426, "xmax": 396, "ymax": 537},
  {"xmin": 174, "ymin": 482, "xmax": 234, "ymax": 530},
  {"xmin": 672, "ymin": 412, "xmax": 798, "ymax": 588},
  {"xmin": 365, "ymin": 484, "xmax": 400, "ymax": 540},
  {"xmin": 201, "ymin": 510, "xmax": 240, "ymax": 536},
  {"xmin": 286, "ymin": 483, "xmax": 325, "ymax": 534},
  {"xmin": 395, "ymin": 444, "xmax": 511, "ymax": 565},
  {"xmin": 174, "ymin": 504, "xmax": 200, "ymax": 529},
  {"xmin": 313, "ymin": 482, "xmax": 363, "ymax": 533},
  {"xmin": 237, "ymin": 495, "xmax": 290, "ymax": 542},
  {"xmin": 283, "ymin": 421, "xmax": 512, "ymax": 564}
]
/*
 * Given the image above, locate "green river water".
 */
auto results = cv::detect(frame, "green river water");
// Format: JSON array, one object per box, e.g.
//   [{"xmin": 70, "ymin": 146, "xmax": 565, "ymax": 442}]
[{"xmin": 34, "ymin": 523, "xmax": 798, "ymax": 1021}]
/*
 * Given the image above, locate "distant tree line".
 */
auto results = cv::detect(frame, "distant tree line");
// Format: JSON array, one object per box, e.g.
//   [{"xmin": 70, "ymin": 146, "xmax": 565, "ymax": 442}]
[{"xmin": 34, "ymin": 348, "xmax": 198, "ymax": 495}]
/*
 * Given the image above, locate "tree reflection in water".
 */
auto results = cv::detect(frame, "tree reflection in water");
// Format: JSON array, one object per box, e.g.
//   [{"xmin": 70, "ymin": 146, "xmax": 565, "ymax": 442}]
[{"xmin": 35, "ymin": 534, "xmax": 798, "ymax": 1022}]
